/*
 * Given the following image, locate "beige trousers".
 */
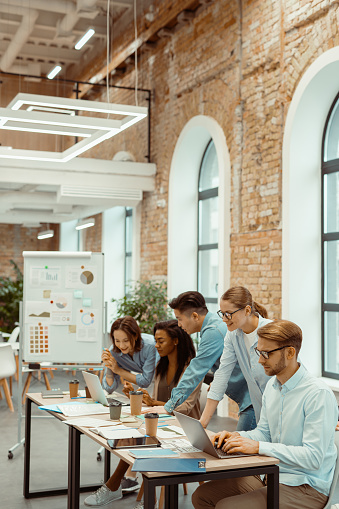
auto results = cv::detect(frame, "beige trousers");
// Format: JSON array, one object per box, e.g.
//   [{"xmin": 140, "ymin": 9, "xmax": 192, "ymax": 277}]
[{"xmin": 191, "ymin": 476, "xmax": 328, "ymax": 509}]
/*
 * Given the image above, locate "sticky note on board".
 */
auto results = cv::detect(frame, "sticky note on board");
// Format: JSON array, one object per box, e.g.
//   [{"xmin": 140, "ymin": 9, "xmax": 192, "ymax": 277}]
[
  {"xmin": 83, "ymin": 298, "xmax": 92, "ymax": 307},
  {"xmin": 43, "ymin": 290, "xmax": 51, "ymax": 298},
  {"xmin": 68, "ymin": 325, "xmax": 76, "ymax": 333},
  {"xmin": 74, "ymin": 290, "xmax": 83, "ymax": 299}
]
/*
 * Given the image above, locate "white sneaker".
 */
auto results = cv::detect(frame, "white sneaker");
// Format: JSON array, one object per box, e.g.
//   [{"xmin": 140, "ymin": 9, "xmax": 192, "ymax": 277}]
[
  {"xmin": 84, "ymin": 484, "xmax": 122, "ymax": 506},
  {"xmin": 133, "ymin": 501, "xmax": 159, "ymax": 509}
]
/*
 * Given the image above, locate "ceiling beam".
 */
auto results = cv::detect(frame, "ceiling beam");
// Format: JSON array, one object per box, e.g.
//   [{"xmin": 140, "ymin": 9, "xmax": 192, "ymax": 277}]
[{"xmin": 73, "ymin": 0, "xmax": 200, "ymax": 97}]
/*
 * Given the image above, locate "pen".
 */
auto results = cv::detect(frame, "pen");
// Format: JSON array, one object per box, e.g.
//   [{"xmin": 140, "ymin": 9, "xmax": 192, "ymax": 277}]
[{"xmin": 71, "ymin": 396, "xmax": 86, "ymax": 399}]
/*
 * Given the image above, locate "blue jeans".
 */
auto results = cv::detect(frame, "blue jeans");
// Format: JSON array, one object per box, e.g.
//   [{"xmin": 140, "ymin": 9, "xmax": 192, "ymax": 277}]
[{"xmin": 236, "ymin": 405, "xmax": 256, "ymax": 432}]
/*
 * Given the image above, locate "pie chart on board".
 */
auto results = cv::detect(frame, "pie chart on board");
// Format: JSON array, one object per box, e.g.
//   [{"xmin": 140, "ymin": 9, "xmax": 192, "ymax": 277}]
[
  {"xmin": 80, "ymin": 270, "xmax": 94, "ymax": 285},
  {"xmin": 56, "ymin": 297, "xmax": 68, "ymax": 309}
]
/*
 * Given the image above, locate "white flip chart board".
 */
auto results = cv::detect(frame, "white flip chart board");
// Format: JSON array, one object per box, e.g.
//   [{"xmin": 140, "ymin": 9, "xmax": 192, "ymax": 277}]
[{"xmin": 23, "ymin": 251, "xmax": 104, "ymax": 363}]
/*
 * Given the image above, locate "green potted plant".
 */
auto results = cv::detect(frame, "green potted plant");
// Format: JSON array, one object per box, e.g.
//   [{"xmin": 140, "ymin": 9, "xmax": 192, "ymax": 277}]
[
  {"xmin": 0, "ymin": 260, "xmax": 23, "ymax": 333},
  {"xmin": 112, "ymin": 280, "xmax": 172, "ymax": 333}
]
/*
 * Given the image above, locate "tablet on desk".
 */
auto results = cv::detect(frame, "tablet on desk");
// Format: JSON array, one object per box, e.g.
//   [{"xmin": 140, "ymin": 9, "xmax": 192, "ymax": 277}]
[{"xmin": 107, "ymin": 436, "xmax": 161, "ymax": 450}]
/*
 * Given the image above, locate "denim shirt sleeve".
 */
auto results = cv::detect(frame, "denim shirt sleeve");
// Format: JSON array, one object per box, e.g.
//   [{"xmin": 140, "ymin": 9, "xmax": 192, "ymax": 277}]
[
  {"xmin": 164, "ymin": 325, "xmax": 224, "ymax": 414},
  {"xmin": 102, "ymin": 366, "xmax": 120, "ymax": 393},
  {"xmin": 135, "ymin": 342, "xmax": 157, "ymax": 388}
]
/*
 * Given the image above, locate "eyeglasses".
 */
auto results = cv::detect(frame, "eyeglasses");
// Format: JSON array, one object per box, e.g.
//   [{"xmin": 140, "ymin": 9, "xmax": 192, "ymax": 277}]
[
  {"xmin": 254, "ymin": 345, "xmax": 293, "ymax": 360},
  {"xmin": 217, "ymin": 307, "xmax": 245, "ymax": 320}
]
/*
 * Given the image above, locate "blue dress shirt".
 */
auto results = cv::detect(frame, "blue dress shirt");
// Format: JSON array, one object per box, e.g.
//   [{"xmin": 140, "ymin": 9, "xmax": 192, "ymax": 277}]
[
  {"xmin": 102, "ymin": 334, "xmax": 158, "ymax": 393},
  {"xmin": 208, "ymin": 315, "xmax": 272, "ymax": 422},
  {"xmin": 240, "ymin": 364, "xmax": 338, "ymax": 496},
  {"xmin": 164, "ymin": 312, "xmax": 252, "ymax": 415}
]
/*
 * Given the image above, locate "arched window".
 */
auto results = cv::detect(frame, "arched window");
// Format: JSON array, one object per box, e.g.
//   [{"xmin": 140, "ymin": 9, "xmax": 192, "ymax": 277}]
[
  {"xmin": 322, "ymin": 92, "xmax": 339, "ymax": 379},
  {"xmin": 125, "ymin": 207, "xmax": 133, "ymax": 294},
  {"xmin": 198, "ymin": 140, "xmax": 219, "ymax": 312}
]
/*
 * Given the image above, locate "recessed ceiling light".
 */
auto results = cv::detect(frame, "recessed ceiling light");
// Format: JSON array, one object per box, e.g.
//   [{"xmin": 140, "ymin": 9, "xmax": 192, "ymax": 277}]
[
  {"xmin": 75, "ymin": 29, "xmax": 95, "ymax": 50},
  {"xmin": 37, "ymin": 229, "xmax": 54, "ymax": 239},
  {"xmin": 47, "ymin": 65, "xmax": 62, "ymax": 80},
  {"xmin": 75, "ymin": 218, "xmax": 95, "ymax": 230}
]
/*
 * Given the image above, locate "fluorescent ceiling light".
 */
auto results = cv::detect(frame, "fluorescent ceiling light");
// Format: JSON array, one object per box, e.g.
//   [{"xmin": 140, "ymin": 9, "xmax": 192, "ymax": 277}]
[
  {"xmin": 0, "ymin": 93, "xmax": 148, "ymax": 162},
  {"xmin": 75, "ymin": 217, "xmax": 95, "ymax": 230},
  {"xmin": 75, "ymin": 29, "xmax": 95, "ymax": 50},
  {"xmin": 37, "ymin": 229, "xmax": 54, "ymax": 239},
  {"xmin": 47, "ymin": 65, "xmax": 62, "ymax": 80}
]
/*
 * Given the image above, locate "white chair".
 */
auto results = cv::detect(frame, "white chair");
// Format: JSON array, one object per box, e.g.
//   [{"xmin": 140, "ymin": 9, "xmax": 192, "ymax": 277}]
[
  {"xmin": 7, "ymin": 326, "xmax": 20, "ymax": 383},
  {"xmin": 7, "ymin": 326, "xmax": 20, "ymax": 344},
  {"xmin": 0, "ymin": 344, "xmax": 17, "ymax": 411},
  {"xmin": 323, "ymin": 431, "xmax": 339, "ymax": 509}
]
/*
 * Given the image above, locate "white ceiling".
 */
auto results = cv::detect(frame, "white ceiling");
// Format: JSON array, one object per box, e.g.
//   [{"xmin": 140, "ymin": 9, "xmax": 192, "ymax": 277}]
[{"xmin": 0, "ymin": 0, "xmax": 134, "ymax": 78}]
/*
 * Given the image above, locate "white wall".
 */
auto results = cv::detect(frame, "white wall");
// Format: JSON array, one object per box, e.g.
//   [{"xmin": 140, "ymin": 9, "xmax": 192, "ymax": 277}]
[
  {"xmin": 168, "ymin": 115, "xmax": 231, "ymax": 300},
  {"xmin": 282, "ymin": 47, "xmax": 339, "ymax": 384},
  {"xmin": 59, "ymin": 220, "xmax": 78, "ymax": 251},
  {"xmin": 102, "ymin": 207, "xmax": 126, "ymax": 331}
]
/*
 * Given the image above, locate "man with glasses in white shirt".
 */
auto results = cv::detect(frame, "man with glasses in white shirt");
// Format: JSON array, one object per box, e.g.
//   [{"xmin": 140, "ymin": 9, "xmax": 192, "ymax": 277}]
[{"xmin": 193, "ymin": 319, "xmax": 338, "ymax": 509}]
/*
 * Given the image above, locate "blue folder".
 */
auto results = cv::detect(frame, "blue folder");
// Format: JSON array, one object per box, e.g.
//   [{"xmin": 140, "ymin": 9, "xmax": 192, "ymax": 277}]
[{"xmin": 131, "ymin": 457, "xmax": 206, "ymax": 473}]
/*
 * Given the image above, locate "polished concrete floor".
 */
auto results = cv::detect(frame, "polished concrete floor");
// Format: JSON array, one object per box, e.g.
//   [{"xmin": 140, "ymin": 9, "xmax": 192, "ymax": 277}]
[{"xmin": 2, "ymin": 370, "xmax": 339, "ymax": 509}]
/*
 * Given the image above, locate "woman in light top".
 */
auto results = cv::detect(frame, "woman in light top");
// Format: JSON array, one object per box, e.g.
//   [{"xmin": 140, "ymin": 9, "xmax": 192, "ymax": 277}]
[
  {"xmin": 102, "ymin": 316, "xmax": 157, "ymax": 394},
  {"xmin": 85, "ymin": 320, "xmax": 201, "ymax": 508},
  {"xmin": 200, "ymin": 286, "xmax": 272, "ymax": 429}
]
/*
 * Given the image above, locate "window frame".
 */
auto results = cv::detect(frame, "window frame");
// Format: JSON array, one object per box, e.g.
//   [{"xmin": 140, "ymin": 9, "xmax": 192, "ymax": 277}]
[
  {"xmin": 197, "ymin": 139, "xmax": 219, "ymax": 307},
  {"xmin": 124, "ymin": 207, "xmax": 133, "ymax": 294},
  {"xmin": 321, "ymin": 91, "xmax": 339, "ymax": 379}
]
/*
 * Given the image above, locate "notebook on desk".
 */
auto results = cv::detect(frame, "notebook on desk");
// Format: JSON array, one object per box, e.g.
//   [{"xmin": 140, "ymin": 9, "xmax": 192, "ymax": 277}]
[{"xmin": 173, "ymin": 411, "xmax": 254, "ymax": 459}]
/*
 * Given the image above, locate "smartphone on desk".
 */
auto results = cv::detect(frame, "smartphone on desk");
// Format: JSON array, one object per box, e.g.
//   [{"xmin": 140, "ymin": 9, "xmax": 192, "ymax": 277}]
[{"xmin": 107, "ymin": 436, "xmax": 161, "ymax": 450}]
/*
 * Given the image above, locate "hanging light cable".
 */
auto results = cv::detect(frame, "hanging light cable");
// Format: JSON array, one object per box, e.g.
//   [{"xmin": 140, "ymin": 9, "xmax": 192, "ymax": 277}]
[
  {"xmin": 106, "ymin": 0, "xmax": 110, "ymax": 114},
  {"xmin": 134, "ymin": 0, "xmax": 138, "ymax": 106}
]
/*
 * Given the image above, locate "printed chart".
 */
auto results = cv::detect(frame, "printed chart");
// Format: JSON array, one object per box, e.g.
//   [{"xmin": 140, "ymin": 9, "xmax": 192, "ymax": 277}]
[{"xmin": 28, "ymin": 325, "xmax": 49, "ymax": 355}]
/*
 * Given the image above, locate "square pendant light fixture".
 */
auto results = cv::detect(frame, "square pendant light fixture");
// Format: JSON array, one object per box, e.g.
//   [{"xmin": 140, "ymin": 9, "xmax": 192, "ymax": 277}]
[{"xmin": 0, "ymin": 93, "xmax": 147, "ymax": 162}]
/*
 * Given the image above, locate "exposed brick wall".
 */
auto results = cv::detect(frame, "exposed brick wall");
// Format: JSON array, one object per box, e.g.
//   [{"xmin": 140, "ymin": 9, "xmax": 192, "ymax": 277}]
[
  {"xmin": 0, "ymin": 224, "xmax": 59, "ymax": 278},
  {"xmin": 83, "ymin": 214, "xmax": 102, "ymax": 252}
]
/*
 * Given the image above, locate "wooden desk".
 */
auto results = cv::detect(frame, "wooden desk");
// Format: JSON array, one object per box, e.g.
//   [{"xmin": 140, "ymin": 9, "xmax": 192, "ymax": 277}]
[{"xmin": 25, "ymin": 393, "xmax": 280, "ymax": 509}]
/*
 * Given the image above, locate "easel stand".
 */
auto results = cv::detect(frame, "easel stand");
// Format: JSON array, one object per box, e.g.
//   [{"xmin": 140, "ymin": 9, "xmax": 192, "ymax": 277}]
[{"xmin": 8, "ymin": 299, "xmax": 107, "ymax": 459}]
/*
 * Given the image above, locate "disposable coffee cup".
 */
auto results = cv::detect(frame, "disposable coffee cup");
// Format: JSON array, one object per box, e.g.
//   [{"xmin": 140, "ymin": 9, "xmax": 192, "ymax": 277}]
[
  {"xmin": 144, "ymin": 412, "xmax": 159, "ymax": 436},
  {"xmin": 129, "ymin": 390, "xmax": 143, "ymax": 415},
  {"xmin": 69, "ymin": 379, "xmax": 79, "ymax": 398},
  {"xmin": 109, "ymin": 401, "xmax": 122, "ymax": 420},
  {"xmin": 84, "ymin": 386, "xmax": 91, "ymax": 398}
]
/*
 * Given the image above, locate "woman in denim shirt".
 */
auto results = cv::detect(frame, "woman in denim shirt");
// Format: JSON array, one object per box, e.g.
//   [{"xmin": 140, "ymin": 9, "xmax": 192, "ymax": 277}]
[
  {"xmin": 200, "ymin": 286, "xmax": 272, "ymax": 428},
  {"xmin": 102, "ymin": 316, "xmax": 157, "ymax": 394}
]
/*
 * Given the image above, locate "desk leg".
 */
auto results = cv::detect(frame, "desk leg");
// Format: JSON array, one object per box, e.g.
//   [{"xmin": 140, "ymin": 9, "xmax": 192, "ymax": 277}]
[
  {"xmin": 23, "ymin": 397, "xmax": 32, "ymax": 498},
  {"xmin": 267, "ymin": 465, "xmax": 279, "ymax": 509},
  {"xmin": 68, "ymin": 426, "xmax": 81, "ymax": 509},
  {"xmin": 143, "ymin": 476, "xmax": 156, "ymax": 509},
  {"xmin": 164, "ymin": 484, "xmax": 178, "ymax": 509},
  {"xmin": 104, "ymin": 449, "xmax": 110, "ymax": 481}
]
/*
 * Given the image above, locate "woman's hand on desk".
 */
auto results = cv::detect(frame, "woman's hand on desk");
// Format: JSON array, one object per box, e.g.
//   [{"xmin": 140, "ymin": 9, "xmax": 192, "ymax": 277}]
[{"xmin": 122, "ymin": 381, "xmax": 134, "ymax": 398}]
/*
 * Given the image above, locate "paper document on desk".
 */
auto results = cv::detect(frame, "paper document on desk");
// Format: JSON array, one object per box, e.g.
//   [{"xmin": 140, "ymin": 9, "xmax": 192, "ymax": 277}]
[
  {"xmin": 57, "ymin": 403, "xmax": 109, "ymax": 416},
  {"xmin": 156, "ymin": 426, "xmax": 185, "ymax": 439},
  {"xmin": 63, "ymin": 417, "xmax": 117, "ymax": 427},
  {"xmin": 90, "ymin": 426, "xmax": 144, "ymax": 439}
]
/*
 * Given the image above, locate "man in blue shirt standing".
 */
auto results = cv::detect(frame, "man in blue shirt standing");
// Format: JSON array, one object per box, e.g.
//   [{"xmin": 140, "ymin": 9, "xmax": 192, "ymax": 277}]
[
  {"xmin": 192, "ymin": 319, "xmax": 338, "ymax": 509},
  {"xmin": 163, "ymin": 291, "xmax": 255, "ymax": 431}
]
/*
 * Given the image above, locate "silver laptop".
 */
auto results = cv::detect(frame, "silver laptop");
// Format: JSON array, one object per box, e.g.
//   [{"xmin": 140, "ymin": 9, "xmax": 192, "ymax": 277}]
[
  {"xmin": 82, "ymin": 371, "xmax": 128, "ymax": 406},
  {"xmin": 173, "ymin": 411, "xmax": 252, "ymax": 459}
]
